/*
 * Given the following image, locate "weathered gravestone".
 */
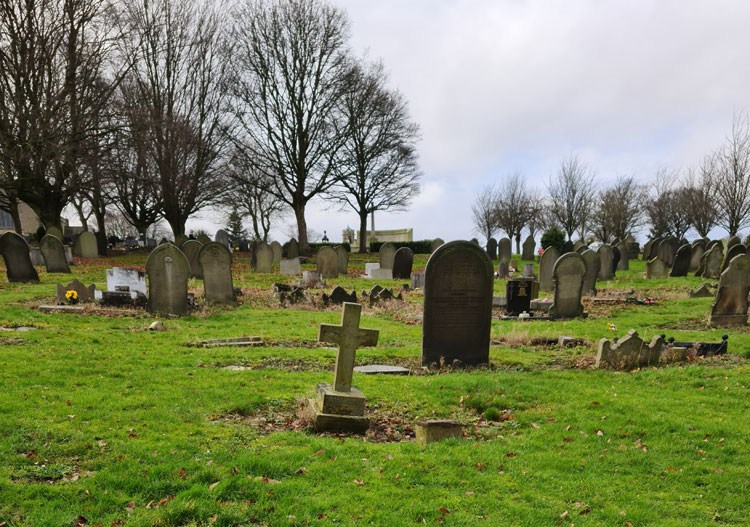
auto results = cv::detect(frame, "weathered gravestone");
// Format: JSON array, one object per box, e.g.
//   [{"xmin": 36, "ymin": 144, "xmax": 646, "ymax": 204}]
[
  {"xmin": 308, "ymin": 302, "xmax": 379, "ymax": 432},
  {"xmin": 378, "ymin": 243, "xmax": 397, "ymax": 270},
  {"xmin": 271, "ymin": 241, "xmax": 283, "ymax": 265},
  {"xmin": 580, "ymin": 249, "xmax": 600, "ymax": 296},
  {"xmin": 280, "ymin": 257, "xmax": 302, "ymax": 275},
  {"xmin": 322, "ymin": 286, "xmax": 357, "ymax": 305},
  {"xmin": 78, "ymin": 231, "xmax": 98, "ymax": 258},
  {"xmin": 46, "ymin": 226, "xmax": 63, "ymax": 241},
  {"xmin": 521, "ymin": 235, "xmax": 535, "ymax": 261},
  {"xmin": 64, "ymin": 245, "xmax": 74, "ymax": 266},
  {"xmin": 145, "ymin": 244, "xmax": 190, "ymax": 316},
  {"xmin": 40, "ymin": 234, "xmax": 71, "ymax": 273},
  {"xmin": 196, "ymin": 233, "xmax": 211, "ymax": 245},
  {"xmin": 689, "ymin": 240, "xmax": 706, "ymax": 272},
  {"xmin": 722, "ymin": 243, "xmax": 746, "ymax": 273},
  {"xmin": 56, "ymin": 279, "xmax": 96, "ymax": 303},
  {"xmin": 215, "ymin": 229, "xmax": 231, "ymax": 250},
  {"xmin": 72, "ymin": 235, "xmax": 83, "ymax": 257},
  {"xmin": 705, "ymin": 239, "xmax": 721, "ymax": 253},
  {"xmin": 392, "ymin": 247, "xmax": 414, "ymax": 280},
  {"xmin": 287, "ymin": 238, "xmax": 300, "ymax": 259},
  {"xmin": 669, "ymin": 244, "xmax": 692, "ymax": 277},
  {"xmin": 411, "ymin": 271, "xmax": 425, "ymax": 289},
  {"xmin": 549, "ymin": 252, "xmax": 585, "ymax": 319},
  {"xmin": 181, "ymin": 240, "xmax": 203, "ymax": 279},
  {"xmin": 727, "ymin": 235, "xmax": 741, "ymax": 249},
  {"xmin": 642, "ymin": 238, "xmax": 656, "ymax": 261},
  {"xmin": 430, "ymin": 238, "xmax": 444, "ymax": 253},
  {"xmin": 596, "ymin": 330, "xmax": 663, "ymax": 370},
  {"xmin": 497, "ymin": 238, "xmax": 512, "ymax": 264},
  {"xmin": 646, "ymin": 258, "xmax": 668, "ymax": 279},
  {"xmin": 709, "ymin": 254, "xmax": 750, "ymax": 327},
  {"xmin": 701, "ymin": 244, "xmax": 724, "ymax": 279},
  {"xmin": 497, "ymin": 261, "xmax": 509, "ymax": 279},
  {"xmin": 335, "ymin": 245, "xmax": 349, "ymax": 276},
  {"xmin": 486, "ymin": 238, "xmax": 497, "ymax": 260},
  {"xmin": 576, "ymin": 245, "xmax": 588, "ymax": 255},
  {"xmin": 573, "ymin": 240, "xmax": 585, "ymax": 252},
  {"xmin": 175, "ymin": 234, "xmax": 189, "ymax": 249},
  {"xmin": 29, "ymin": 247, "xmax": 44, "ymax": 266},
  {"xmin": 254, "ymin": 243, "xmax": 273, "ymax": 273},
  {"xmin": 597, "ymin": 244, "xmax": 614, "ymax": 281},
  {"xmin": 611, "ymin": 246, "xmax": 620, "ymax": 276},
  {"xmin": 317, "ymin": 246, "xmax": 339, "ymax": 279},
  {"xmin": 422, "ymin": 241, "xmax": 493, "ymax": 367},
  {"xmin": 657, "ymin": 238, "xmax": 677, "ymax": 267},
  {"xmin": 199, "ymin": 242, "xmax": 235, "ymax": 304},
  {"xmin": 616, "ymin": 241, "xmax": 629, "ymax": 270},
  {"xmin": 0, "ymin": 232, "xmax": 39, "ymax": 282},
  {"xmin": 538, "ymin": 246, "xmax": 560, "ymax": 291}
]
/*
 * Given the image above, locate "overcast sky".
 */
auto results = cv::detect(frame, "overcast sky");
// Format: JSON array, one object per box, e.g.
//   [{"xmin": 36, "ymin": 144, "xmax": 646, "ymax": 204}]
[{"xmin": 184, "ymin": 0, "xmax": 750, "ymax": 243}]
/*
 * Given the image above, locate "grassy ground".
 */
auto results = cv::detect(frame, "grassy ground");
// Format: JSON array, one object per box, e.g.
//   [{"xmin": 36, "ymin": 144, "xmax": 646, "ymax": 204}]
[{"xmin": 1, "ymin": 251, "xmax": 749, "ymax": 526}]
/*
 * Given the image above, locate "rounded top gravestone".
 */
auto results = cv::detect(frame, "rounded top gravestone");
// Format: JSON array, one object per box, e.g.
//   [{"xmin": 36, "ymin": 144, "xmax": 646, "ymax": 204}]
[
  {"xmin": 270, "ymin": 241, "xmax": 283, "ymax": 265},
  {"xmin": 521, "ymin": 235, "xmax": 535, "ymax": 261},
  {"xmin": 722, "ymin": 243, "xmax": 746, "ymax": 273},
  {"xmin": 689, "ymin": 240, "xmax": 706, "ymax": 272},
  {"xmin": 486, "ymin": 238, "xmax": 497, "ymax": 260},
  {"xmin": 422, "ymin": 241, "xmax": 494, "ymax": 368},
  {"xmin": 287, "ymin": 238, "xmax": 299, "ymax": 259},
  {"xmin": 379, "ymin": 243, "xmax": 397, "ymax": 270},
  {"xmin": 45, "ymin": 226, "xmax": 63, "ymax": 241},
  {"xmin": 538, "ymin": 246, "xmax": 560, "ymax": 291},
  {"xmin": 181, "ymin": 240, "xmax": 203, "ymax": 278},
  {"xmin": 40, "ymin": 234, "xmax": 71, "ymax": 274},
  {"xmin": 254, "ymin": 243, "xmax": 273, "ymax": 273},
  {"xmin": 215, "ymin": 229, "xmax": 230, "ymax": 249},
  {"xmin": 597, "ymin": 244, "xmax": 614, "ymax": 281},
  {"xmin": 670, "ymin": 244, "xmax": 692, "ymax": 277},
  {"xmin": 198, "ymin": 242, "xmax": 235, "ymax": 304},
  {"xmin": 0, "ymin": 232, "xmax": 39, "ymax": 283},
  {"xmin": 335, "ymin": 245, "xmax": 349, "ymax": 276},
  {"xmin": 145, "ymin": 244, "xmax": 190, "ymax": 316},
  {"xmin": 392, "ymin": 247, "xmax": 414, "ymax": 280},
  {"xmin": 709, "ymin": 253, "xmax": 750, "ymax": 326},
  {"xmin": 549, "ymin": 252, "xmax": 586, "ymax": 319},
  {"xmin": 497, "ymin": 238, "xmax": 512, "ymax": 264},
  {"xmin": 430, "ymin": 238, "xmax": 444, "ymax": 253},
  {"xmin": 79, "ymin": 231, "xmax": 98, "ymax": 258},
  {"xmin": 317, "ymin": 246, "xmax": 339, "ymax": 279},
  {"xmin": 580, "ymin": 249, "xmax": 600, "ymax": 295}
]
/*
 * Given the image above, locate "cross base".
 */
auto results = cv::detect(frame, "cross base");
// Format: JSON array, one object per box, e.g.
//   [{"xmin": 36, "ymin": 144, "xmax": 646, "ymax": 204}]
[{"xmin": 306, "ymin": 383, "xmax": 369, "ymax": 433}]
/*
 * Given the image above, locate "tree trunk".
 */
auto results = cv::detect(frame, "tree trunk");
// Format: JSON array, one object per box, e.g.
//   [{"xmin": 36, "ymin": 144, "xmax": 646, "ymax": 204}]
[
  {"xmin": 38, "ymin": 204, "xmax": 65, "ymax": 234},
  {"xmin": 165, "ymin": 217, "xmax": 186, "ymax": 239},
  {"xmin": 359, "ymin": 212, "xmax": 368, "ymax": 253},
  {"xmin": 515, "ymin": 234, "xmax": 521, "ymax": 254},
  {"xmin": 294, "ymin": 202, "xmax": 309, "ymax": 255},
  {"xmin": 9, "ymin": 198, "xmax": 22, "ymax": 235}
]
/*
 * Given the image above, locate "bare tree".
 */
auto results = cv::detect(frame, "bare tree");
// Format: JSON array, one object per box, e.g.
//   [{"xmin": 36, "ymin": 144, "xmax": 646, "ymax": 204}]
[
  {"xmin": 546, "ymin": 155, "xmax": 596, "ymax": 240},
  {"xmin": 471, "ymin": 184, "xmax": 499, "ymax": 243},
  {"xmin": 684, "ymin": 157, "xmax": 719, "ymax": 239},
  {"xmin": 712, "ymin": 112, "xmax": 750, "ymax": 237},
  {"xmin": 229, "ymin": 0, "xmax": 351, "ymax": 253},
  {"xmin": 330, "ymin": 60, "xmax": 421, "ymax": 252},
  {"xmin": 644, "ymin": 169, "xmax": 691, "ymax": 240},
  {"xmin": 496, "ymin": 172, "xmax": 536, "ymax": 252},
  {"xmin": 524, "ymin": 192, "xmax": 546, "ymax": 240},
  {"xmin": 117, "ymin": 0, "xmax": 232, "ymax": 238},
  {"xmin": 590, "ymin": 175, "xmax": 646, "ymax": 243}
]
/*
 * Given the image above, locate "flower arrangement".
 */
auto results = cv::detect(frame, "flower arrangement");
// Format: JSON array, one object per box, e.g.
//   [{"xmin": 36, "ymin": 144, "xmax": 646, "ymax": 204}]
[
  {"xmin": 65, "ymin": 290, "xmax": 79, "ymax": 305},
  {"xmin": 608, "ymin": 322, "xmax": 617, "ymax": 333}
]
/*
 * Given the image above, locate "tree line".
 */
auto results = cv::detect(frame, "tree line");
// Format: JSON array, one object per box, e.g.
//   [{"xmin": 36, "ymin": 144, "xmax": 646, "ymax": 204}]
[
  {"xmin": 473, "ymin": 112, "xmax": 750, "ymax": 248},
  {"xmin": 0, "ymin": 0, "xmax": 421, "ymax": 253}
]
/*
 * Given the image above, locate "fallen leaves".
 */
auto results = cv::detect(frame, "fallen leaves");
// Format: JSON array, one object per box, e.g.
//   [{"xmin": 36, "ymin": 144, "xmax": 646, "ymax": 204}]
[
  {"xmin": 208, "ymin": 481, "xmax": 220, "ymax": 491},
  {"xmin": 353, "ymin": 478, "xmax": 365, "ymax": 485}
]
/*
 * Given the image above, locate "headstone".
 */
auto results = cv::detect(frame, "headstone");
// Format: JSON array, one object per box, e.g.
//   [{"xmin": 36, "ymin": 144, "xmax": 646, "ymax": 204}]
[
  {"xmin": 199, "ymin": 242, "xmax": 235, "ymax": 304},
  {"xmin": 287, "ymin": 238, "xmax": 300, "ymax": 259},
  {"xmin": 597, "ymin": 244, "xmax": 614, "ymax": 281},
  {"xmin": 64, "ymin": 245, "xmax": 74, "ymax": 266},
  {"xmin": 175, "ymin": 234, "xmax": 189, "ymax": 249},
  {"xmin": 365, "ymin": 262, "xmax": 380, "ymax": 278},
  {"xmin": 411, "ymin": 272, "xmax": 425, "ymax": 289},
  {"xmin": 335, "ymin": 245, "xmax": 349, "ymax": 276},
  {"xmin": 196, "ymin": 233, "xmax": 211, "ymax": 245},
  {"xmin": 430, "ymin": 238, "xmax": 444, "ymax": 253},
  {"xmin": 354, "ymin": 365, "xmax": 409, "ymax": 375},
  {"xmin": 46, "ymin": 226, "xmax": 63, "ymax": 241},
  {"xmin": 181, "ymin": 240, "xmax": 203, "ymax": 278},
  {"xmin": 689, "ymin": 282, "xmax": 716, "ymax": 298},
  {"xmin": 573, "ymin": 240, "xmax": 585, "ymax": 252},
  {"xmin": 322, "ymin": 286, "xmax": 356, "ymax": 305},
  {"xmin": 378, "ymin": 243, "xmax": 397, "ymax": 270},
  {"xmin": 145, "ymin": 244, "xmax": 190, "ymax": 315},
  {"xmin": 317, "ymin": 246, "xmax": 338, "ymax": 278},
  {"xmin": 642, "ymin": 238, "xmax": 655, "ymax": 261},
  {"xmin": 95, "ymin": 231, "xmax": 107, "ymax": 256},
  {"xmin": 271, "ymin": 241, "xmax": 283, "ymax": 265},
  {"xmin": 727, "ymin": 235, "xmax": 741, "ymax": 249},
  {"xmin": 29, "ymin": 247, "xmax": 44, "ymax": 266},
  {"xmin": 522, "ymin": 263, "xmax": 535, "ymax": 278},
  {"xmin": 521, "ymin": 235, "xmax": 535, "ymax": 261},
  {"xmin": 497, "ymin": 261, "xmax": 509, "ymax": 279},
  {"xmin": 106, "ymin": 267, "xmax": 146, "ymax": 294},
  {"xmin": 299, "ymin": 270, "xmax": 324, "ymax": 288},
  {"xmin": 369, "ymin": 267, "xmax": 393, "ymax": 280},
  {"xmin": 722, "ymin": 243, "xmax": 746, "ymax": 272},
  {"xmin": 576, "ymin": 245, "xmax": 588, "ymax": 255},
  {"xmin": 549, "ymin": 252, "xmax": 585, "ymax": 319},
  {"xmin": 611, "ymin": 246, "xmax": 620, "ymax": 275},
  {"xmin": 309, "ymin": 302, "xmax": 379, "ymax": 432},
  {"xmin": 709, "ymin": 254, "xmax": 750, "ymax": 326},
  {"xmin": 689, "ymin": 240, "xmax": 706, "ymax": 272},
  {"xmin": 238, "ymin": 240, "xmax": 249, "ymax": 252},
  {"xmin": 616, "ymin": 241, "xmax": 629, "ymax": 270},
  {"xmin": 657, "ymin": 238, "xmax": 677, "ymax": 267},
  {"xmin": 72, "ymin": 235, "xmax": 83, "ymax": 257},
  {"xmin": 596, "ymin": 330, "xmax": 663, "ymax": 370},
  {"xmin": 415, "ymin": 420, "xmax": 463, "ymax": 444},
  {"xmin": 505, "ymin": 277, "xmax": 533, "ymax": 316},
  {"xmin": 422, "ymin": 241, "xmax": 493, "ymax": 367},
  {"xmin": 56, "ymin": 279, "xmax": 96, "ymax": 303},
  {"xmin": 702, "ymin": 245, "xmax": 724, "ymax": 279},
  {"xmin": 254, "ymin": 243, "xmax": 273, "ymax": 273},
  {"xmin": 392, "ymin": 247, "xmax": 414, "ymax": 280},
  {"xmin": 215, "ymin": 229, "xmax": 230, "ymax": 249},
  {"xmin": 705, "ymin": 239, "xmax": 721, "ymax": 253},
  {"xmin": 580, "ymin": 248, "xmax": 600, "ymax": 295},
  {"xmin": 0, "ymin": 232, "xmax": 39, "ymax": 283},
  {"xmin": 40, "ymin": 234, "xmax": 71, "ymax": 273},
  {"xmin": 646, "ymin": 258, "xmax": 668, "ymax": 278},
  {"xmin": 486, "ymin": 238, "xmax": 497, "ymax": 260},
  {"xmin": 669, "ymin": 244, "xmax": 692, "ymax": 277},
  {"xmin": 538, "ymin": 246, "xmax": 560, "ymax": 291},
  {"xmin": 280, "ymin": 257, "xmax": 302, "ymax": 275},
  {"xmin": 497, "ymin": 237, "xmax": 511, "ymax": 264}
]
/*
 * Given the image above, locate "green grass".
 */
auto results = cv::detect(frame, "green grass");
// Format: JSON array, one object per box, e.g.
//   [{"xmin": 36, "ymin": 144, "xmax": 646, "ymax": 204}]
[{"xmin": 0, "ymin": 251, "xmax": 749, "ymax": 526}]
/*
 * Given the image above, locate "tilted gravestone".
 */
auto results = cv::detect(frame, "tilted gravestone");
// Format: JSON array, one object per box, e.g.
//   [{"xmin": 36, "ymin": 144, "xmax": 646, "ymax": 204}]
[
  {"xmin": 702, "ymin": 244, "xmax": 724, "ymax": 279},
  {"xmin": 642, "ymin": 238, "xmax": 655, "ymax": 261},
  {"xmin": 145, "ymin": 244, "xmax": 190, "ymax": 316},
  {"xmin": 29, "ymin": 247, "xmax": 44, "ymax": 266},
  {"xmin": 721, "ymin": 243, "xmax": 746, "ymax": 273},
  {"xmin": 705, "ymin": 239, "xmax": 721, "ymax": 253},
  {"xmin": 616, "ymin": 241, "xmax": 629, "ymax": 270},
  {"xmin": 486, "ymin": 238, "xmax": 497, "ymax": 260},
  {"xmin": 254, "ymin": 243, "xmax": 273, "ymax": 273},
  {"xmin": 430, "ymin": 238, "xmax": 444, "ymax": 253},
  {"xmin": 709, "ymin": 254, "xmax": 750, "ymax": 327},
  {"xmin": 79, "ymin": 232, "xmax": 98, "ymax": 258},
  {"xmin": 669, "ymin": 244, "xmax": 692, "ymax": 277},
  {"xmin": 597, "ymin": 244, "xmax": 614, "ymax": 281},
  {"xmin": 46, "ymin": 226, "xmax": 63, "ymax": 241},
  {"xmin": 538, "ymin": 246, "xmax": 560, "ymax": 291},
  {"xmin": 596, "ymin": 330, "xmax": 663, "ymax": 370},
  {"xmin": 727, "ymin": 235, "xmax": 741, "ymax": 249},
  {"xmin": 497, "ymin": 237, "xmax": 512, "ymax": 264},
  {"xmin": 335, "ymin": 245, "xmax": 349, "ymax": 276},
  {"xmin": 392, "ymin": 247, "xmax": 414, "ymax": 280},
  {"xmin": 317, "ymin": 246, "xmax": 339, "ymax": 279},
  {"xmin": 521, "ymin": 235, "xmax": 535, "ymax": 261},
  {"xmin": 422, "ymin": 241, "xmax": 493, "ymax": 367},
  {"xmin": 689, "ymin": 240, "xmax": 706, "ymax": 272},
  {"xmin": 378, "ymin": 243, "xmax": 397, "ymax": 270},
  {"xmin": 199, "ymin": 242, "xmax": 235, "ymax": 304},
  {"xmin": 56, "ymin": 279, "xmax": 96, "ymax": 303},
  {"xmin": 270, "ymin": 241, "xmax": 283, "ymax": 265},
  {"xmin": 181, "ymin": 240, "xmax": 203, "ymax": 279},
  {"xmin": 215, "ymin": 229, "xmax": 231, "ymax": 250},
  {"xmin": 580, "ymin": 249, "xmax": 600, "ymax": 296},
  {"xmin": 646, "ymin": 258, "xmax": 668, "ymax": 279},
  {"xmin": 657, "ymin": 238, "xmax": 677, "ymax": 267},
  {"xmin": 280, "ymin": 257, "xmax": 302, "ymax": 275},
  {"xmin": 549, "ymin": 252, "xmax": 585, "ymax": 319},
  {"xmin": 287, "ymin": 238, "xmax": 300, "ymax": 259},
  {"xmin": 40, "ymin": 234, "xmax": 71, "ymax": 273},
  {"xmin": 0, "ymin": 232, "xmax": 39, "ymax": 283},
  {"xmin": 573, "ymin": 240, "xmax": 585, "ymax": 252},
  {"xmin": 612, "ymin": 246, "xmax": 620, "ymax": 276}
]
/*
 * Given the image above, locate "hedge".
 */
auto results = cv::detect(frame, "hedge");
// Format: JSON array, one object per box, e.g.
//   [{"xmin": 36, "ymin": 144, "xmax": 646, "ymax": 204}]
[
  {"xmin": 307, "ymin": 242, "xmax": 351, "ymax": 254},
  {"xmin": 369, "ymin": 240, "xmax": 434, "ymax": 254}
]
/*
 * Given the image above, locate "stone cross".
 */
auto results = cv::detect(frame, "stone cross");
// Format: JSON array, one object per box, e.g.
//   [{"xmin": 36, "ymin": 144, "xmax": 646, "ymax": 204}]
[{"xmin": 318, "ymin": 302, "xmax": 379, "ymax": 392}]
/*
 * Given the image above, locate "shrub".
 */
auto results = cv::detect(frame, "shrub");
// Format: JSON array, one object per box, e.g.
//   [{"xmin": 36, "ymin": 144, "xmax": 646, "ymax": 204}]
[
  {"xmin": 308, "ymin": 242, "xmax": 351, "ymax": 254},
  {"xmin": 369, "ymin": 240, "xmax": 433, "ymax": 254},
  {"xmin": 483, "ymin": 407, "xmax": 501, "ymax": 422},
  {"xmin": 540, "ymin": 228, "xmax": 566, "ymax": 252}
]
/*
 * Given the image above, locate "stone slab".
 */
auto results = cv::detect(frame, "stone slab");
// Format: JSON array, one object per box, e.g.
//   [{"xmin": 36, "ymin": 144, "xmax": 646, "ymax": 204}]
[
  {"xmin": 415, "ymin": 420, "xmax": 463, "ymax": 445},
  {"xmin": 353, "ymin": 365, "xmax": 410, "ymax": 375},
  {"xmin": 308, "ymin": 399, "xmax": 369, "ymax": 433},
  {"xmin": 316, "ymin": 383, "xmax": 366, "ymax": 416},
  {"xmin": 38, "ymin": 305, "xmax": 85, "ymax": 314}
]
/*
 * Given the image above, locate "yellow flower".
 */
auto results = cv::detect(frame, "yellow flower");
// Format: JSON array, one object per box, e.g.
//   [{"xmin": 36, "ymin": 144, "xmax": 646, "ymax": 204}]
[{"xmin": 65, "ymin": 290, "xmax": 78, "ymax": 300}]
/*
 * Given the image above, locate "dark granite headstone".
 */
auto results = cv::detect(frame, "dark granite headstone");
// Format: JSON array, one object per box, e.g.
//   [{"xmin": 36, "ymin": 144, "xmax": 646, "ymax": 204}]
[
  {"xmin": 392, "ymin": 247, "xmax": 414, "ymax": 280},
  {"xmin": 40, "ymin": 234, "xmax": 71, "ymax": 273},
  {"xmin": 238, "ymin": 240, "xmax": 249, "ymax": 252},
  {"xmin": 56, "ymin": 279, "xmax": 96, "ymax": 303},
  {"xmin": 611, "ymin": 246, "xmax": 620, "ymax": 276},
  {"xmin": 0, "ymin": 232, "xmax": 39, "ymax": 282},
  {"xmin": 199, "ymin": 242, "xmax": 235, "ymax": 304},
  {"xmin": 145, "ymin": 244, "xmax": 190, "ymax": 315},
  {"xmin": 95, "ymin": 231, "xmax": 107, "ymax": 256},
  {"xmin": 322, "ymin": 286, "xmax": 356, "ymax": 305},
  {"xmin": 521, "ymin": 235, "xmax": 535, "ymax": 261},
  {"xmin": 505, "ymin": 277, "xmax": 532, "ymax": 316},
  {"xmin": 669, "ymin": 244, "xmax": 692, "ymax": 277},
  {"xmin": 422, "ymin": 241, "xmax": 493, "ymax": 367},
  {"xmin": 486, "ymin": 238, "xmax": 497, "ymax": 260}
]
